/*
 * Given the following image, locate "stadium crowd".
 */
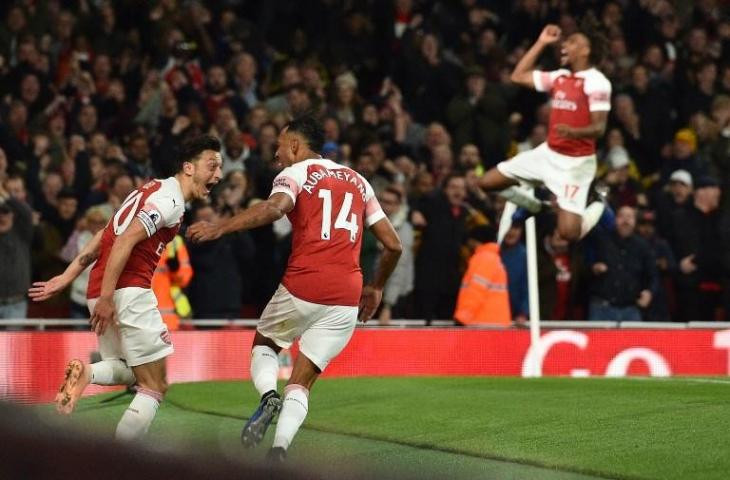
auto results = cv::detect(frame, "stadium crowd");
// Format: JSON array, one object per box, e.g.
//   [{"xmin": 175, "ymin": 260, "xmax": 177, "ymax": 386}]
[{"xmin": 1, "ymin": 0, "xmax": 730, "ymax": 326}]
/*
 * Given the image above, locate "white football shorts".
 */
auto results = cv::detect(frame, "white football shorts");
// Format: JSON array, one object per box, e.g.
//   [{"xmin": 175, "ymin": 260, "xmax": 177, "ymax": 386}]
[
  {"xmin": 497, "ymin": 142, "xmax": 597, "ymax": 215},
  {"xmin": 257, "ymin": 284, "xmax": 358, "ymax": 371},
  {"xmin": 88, "ymin": 287, "xmax": 174, "ymax": 367}
]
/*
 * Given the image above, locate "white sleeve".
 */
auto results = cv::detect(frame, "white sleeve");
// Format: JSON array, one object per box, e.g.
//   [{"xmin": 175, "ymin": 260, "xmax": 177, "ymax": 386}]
[
  {"xmin": 532, "ymin": 69, "xmax": 569, "ymax": 92},
  {"xmin": 270, "ymin": 164, "xmax": 308, "ymax": 205},
  {"xmin": 362, "ymin": 177, "xmax": 386, "ymax": 227},
  {"xmin": 137, "ymin": 192, "xmax": 182, "ymax": 237},
  {"xmin": 585, "ymin": 72, "xmax": 612, "ymax": 112}
]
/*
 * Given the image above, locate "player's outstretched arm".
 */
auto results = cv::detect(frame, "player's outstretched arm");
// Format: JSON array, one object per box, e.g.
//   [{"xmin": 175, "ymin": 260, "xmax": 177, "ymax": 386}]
[
  {"xmin": 510, "ymin": 24, "xmax": 561, "ymax": 89},
  {"xmin": 28, "ymin": 229, "xmax": 104, "ymax": 302},
  {"xmin": 91, "ymin": 218, "xmax": 148, "ymax": 335},
  {"xmin": 359, "ymin": 218, "xmax": 402, "ymax": 322},
  {"xmin": 187, "ymin": 192, "xmax": 294, "ymax": 242}
]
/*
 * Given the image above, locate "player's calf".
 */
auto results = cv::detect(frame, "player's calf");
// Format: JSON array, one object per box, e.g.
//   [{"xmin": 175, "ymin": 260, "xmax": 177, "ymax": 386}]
[{"xmin": 115, "ymin": 387, "xmax": 164, "ymax": 442}]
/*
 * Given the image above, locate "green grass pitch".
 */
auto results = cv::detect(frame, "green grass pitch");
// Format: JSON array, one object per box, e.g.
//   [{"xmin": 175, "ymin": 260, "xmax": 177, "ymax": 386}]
[{"xmin": 56, "ymin": 377, "xmax": 730, "ymax": 480}]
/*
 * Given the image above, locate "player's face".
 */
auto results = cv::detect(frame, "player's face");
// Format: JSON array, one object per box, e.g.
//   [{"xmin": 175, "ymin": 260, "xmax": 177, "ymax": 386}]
[
  {"xmin": 561, "ymin": 33, "xmax": 590, "ymax": 67},
  {"xmin": 190, "ymin": 150, "xmax": 223, "ymax": 200}
]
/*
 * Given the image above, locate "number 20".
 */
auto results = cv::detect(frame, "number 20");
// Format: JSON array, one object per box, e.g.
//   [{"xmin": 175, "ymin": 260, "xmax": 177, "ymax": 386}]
[{"xmin": 318, "ymin": 189, "xmax": 358, "ymax": 243}]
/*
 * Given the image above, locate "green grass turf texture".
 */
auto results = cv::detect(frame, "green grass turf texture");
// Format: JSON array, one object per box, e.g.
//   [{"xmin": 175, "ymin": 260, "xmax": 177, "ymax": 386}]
[{"xmin": 65, "ymin": 377, "xmax": 730, "ymax": 480}]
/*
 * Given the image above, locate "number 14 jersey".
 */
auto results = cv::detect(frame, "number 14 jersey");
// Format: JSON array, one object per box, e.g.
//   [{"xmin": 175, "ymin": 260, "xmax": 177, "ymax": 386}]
[
  {"xmin": 87, "ymin": 177, "xmax": 185, "ymax": 299},
  {"xmin": 271, "ymin": 158, "xmax": 385, "ymax": 306}
]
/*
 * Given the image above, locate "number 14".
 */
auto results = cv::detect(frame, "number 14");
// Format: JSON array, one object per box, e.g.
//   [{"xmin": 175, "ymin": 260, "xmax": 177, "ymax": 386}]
[{"xmin": 318, "ymin": 189, "xmax": 358, "ymax": 243}]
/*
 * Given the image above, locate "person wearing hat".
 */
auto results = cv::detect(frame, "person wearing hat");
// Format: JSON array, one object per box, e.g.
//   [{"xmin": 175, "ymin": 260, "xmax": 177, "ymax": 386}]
[
  {"xmin": 635, "ymin": 209, "xmax": 676, "ymax": 322},
  {"xmin": 0, "ymin": 186, "xmax": 33, "ymax": 321},
  {"xmin": 660, "ymin": 128, "xmax": 707, "ymax": 185},
  {"xmin": 603, "ymin": 145, "xmax": 645, "ymax": 208},
  {"xmin": 668, "ymin": 175, "xmax": 723, "ymax": 321},
  {"xmin": 654, "ymin": 169, "xmax": 693, "ymax": 239}
]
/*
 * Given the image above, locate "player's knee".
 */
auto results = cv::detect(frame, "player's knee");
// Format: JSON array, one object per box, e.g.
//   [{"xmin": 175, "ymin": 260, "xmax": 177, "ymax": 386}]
[{"xmin": 137, "ymin": 379, "xmax": 168, "ymax": 396}]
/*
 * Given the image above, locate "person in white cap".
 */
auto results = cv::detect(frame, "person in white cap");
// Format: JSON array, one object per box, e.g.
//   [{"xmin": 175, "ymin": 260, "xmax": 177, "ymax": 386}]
[
  {"xmin": 603, "ymin": 145, "xmax": 645, "ymax": 208},
  {"xmin": 654, "ymin": 169, "xmax": 693, "ymax": 238}
]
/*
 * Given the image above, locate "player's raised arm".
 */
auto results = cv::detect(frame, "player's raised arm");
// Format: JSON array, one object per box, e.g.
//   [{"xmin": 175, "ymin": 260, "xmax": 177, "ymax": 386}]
[
  {"xmin": 28, "ymin": 228, "xmax": 104, "ymax": 302},
  {"xmin": 510, "ymin": 24, "xmax": 562, "ymax": 89},
  {"xmin": 359, "ymin": 217, "xmax": 402, "ymax": 322},
  {"xmin": 187, "ymin": 192, "xmax": 295, "ymax": 242},
  {"xmin": 91, "ymin": 218, "xmax": 148, "ymax": 335}
]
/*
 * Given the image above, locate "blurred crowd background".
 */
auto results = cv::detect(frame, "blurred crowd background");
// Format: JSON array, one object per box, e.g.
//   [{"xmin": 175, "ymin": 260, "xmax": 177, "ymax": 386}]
[{"xmin": 1, "ymin": 0, "xmax": 730, "ymax": 327}]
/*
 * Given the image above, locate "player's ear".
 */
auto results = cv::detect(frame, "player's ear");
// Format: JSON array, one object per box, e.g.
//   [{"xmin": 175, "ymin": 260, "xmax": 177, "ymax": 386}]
[
  {"xmin": 290, "ymin": 137, "xmax": 299, "ymax": 156},
  {"xmin": 182, "ymin": 160, "xmax": 195, "ymax": 176}
]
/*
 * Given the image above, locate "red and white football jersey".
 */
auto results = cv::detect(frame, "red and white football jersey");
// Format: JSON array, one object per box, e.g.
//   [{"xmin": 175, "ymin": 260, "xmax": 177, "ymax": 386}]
[
  {"xmin": 533, "ymin": 67, "xmax": 612, "ymax": 157},
  {"xmin": 271, "ymin": 158, "xmax": 385, "ymax": 306},
  {"xmin": 87, "ymin": 177, "xmax": 185, "ymax": 299}
]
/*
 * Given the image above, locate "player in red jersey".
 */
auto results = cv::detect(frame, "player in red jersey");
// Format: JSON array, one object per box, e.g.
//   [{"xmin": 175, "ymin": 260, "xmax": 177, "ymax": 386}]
[
  {"xmin": 29, "ymin": 135, "xmax": 222, "ymax": 441},
  {"xmin": 479, "ymin": 23, "xmax": 612, "ymax": 241},
  {"xmin": 188, "ymin": 115, "xmax": 402, "ymax": 461}
]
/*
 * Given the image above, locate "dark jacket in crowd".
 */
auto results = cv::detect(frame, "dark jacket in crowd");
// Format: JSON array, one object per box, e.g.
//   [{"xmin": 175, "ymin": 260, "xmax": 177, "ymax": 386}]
[
  {"xmin": 0, "ymin": 198, "xmax": 33, "ymax": 300},
  {"xmin": 589, "ymin": 231, "xmax": 659, "ymax": 307}
]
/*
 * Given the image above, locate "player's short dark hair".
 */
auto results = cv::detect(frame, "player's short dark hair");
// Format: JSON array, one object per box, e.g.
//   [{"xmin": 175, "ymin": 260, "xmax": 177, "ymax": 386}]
[
  {"xmin": 177, "ymin": 134, "xmax": 221, "ymax": 170},
  {"xmin": 286, "ymin": 113, "xmax": 325, "ymax": 153},
  {"xmin": 577, "ymin": 14, "xmax": 608, "ymax": 66}
]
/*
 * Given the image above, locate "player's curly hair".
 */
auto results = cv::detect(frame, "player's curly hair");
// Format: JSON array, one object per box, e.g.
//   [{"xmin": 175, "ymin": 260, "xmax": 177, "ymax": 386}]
[
  {"xmin": 287, "ymin": 112, "xmax": 325, "ymax": 153},
  {"xmin": 577, "ymin": 12, "xmax": 609, "ymax": 66},
  {"xmin": 177, "ymin": 134, "xmax": 221, "ymax": 169}
]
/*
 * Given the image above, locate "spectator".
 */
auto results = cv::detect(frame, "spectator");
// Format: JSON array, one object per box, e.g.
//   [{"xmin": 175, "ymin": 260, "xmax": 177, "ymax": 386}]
[
  {"xmin": 537, "ymin": 223, "xmax": 585, "ymax": 320},
  {"xmin": 454, "ymin": 225, "xmax": 511, "ymax": 326},
  {"xmin": 654, "ymin": 169, "xmax": 693, "ymax": 239},
  {"xmin": 376, "ymin": 186, "xmax": 414, "ymax": 325},
  {"xmin": 588, "ymin": 206, "xmax": 658, "ymax": 321},
  {"xmin": 412, "ymin": 173, "xmax": 469, "ymax": 323},
  {"xmin": 59, "ymin": 206, "xmax": 110, "ymax": 319},
  {"xmin": 0, "ymin": 190, "xmax": 33, "ymax": 321},
  {"xmin": 445, "ymin": 65, "xmax": 511, "ymax": 165},
  {"xmin": 152, "ymin": 235, "xmax": 193, "ymax": 331},
  {"xmin": 186, "ymin": 203, "xmax": 252, "ymax": 320},
  {"xmin": 602, "ymin": 145, "xmax": 646, "ymax": 208},
  {"xmin": 669, "ymin": 176, "xmax": 723, "ymax": 321},
  {"xmin": 500, "ymin": 223, "xmax": 529, "ymax": 325},
  {"xmin": 635, "ymin": 209, "xmax": 676, "ymax": 322}
]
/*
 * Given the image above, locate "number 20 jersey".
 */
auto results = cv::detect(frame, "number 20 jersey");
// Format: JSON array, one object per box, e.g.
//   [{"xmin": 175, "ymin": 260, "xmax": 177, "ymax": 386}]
[
  {"xmin": 87, "ymin": 177, "xmax": 185, "ymax": 299},
  {"xmin": 271, "ymin": 158, "xmax": 385, "ymax": 306}
]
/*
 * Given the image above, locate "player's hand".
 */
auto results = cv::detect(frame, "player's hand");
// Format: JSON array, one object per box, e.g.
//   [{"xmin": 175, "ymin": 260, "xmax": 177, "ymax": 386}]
[
  {"xmin": 538, "ymin": 24, "xmax": 561, "ymax": 45},
  {"xmin": 187, "ymin": 221, "xmax": 223, "ymax": 243},
  {"xmin": 358, "ymin": 286, "xmax": 383, "ymax": 323},
  {"xmin": 28, "ymin": 274, "xmax": 71, "ymax": 302},
  {"xmin": 592, "ymin": 262, "xmax": 608, "ymax": 275},
  {"xmin": 679, "ymin": 255, "xmax": 697, "ymax": 274},
  {"xmin": 90, "ymin": 295, "xmax": 116, "ymax": 335},
  {"xmin": 555, "ymin": 124, "xmax": 574, "ymax": 138},
  {"xmin": 637, "ymin": 290, "xmax": 652, "ymax": 308}
]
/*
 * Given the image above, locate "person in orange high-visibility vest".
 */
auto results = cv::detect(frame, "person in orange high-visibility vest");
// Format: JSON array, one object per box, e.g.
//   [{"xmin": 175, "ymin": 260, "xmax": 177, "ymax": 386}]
[
  {"xmin": 454, "ymin": 225, "xmax": 511, "ymax": 326},
  {"xmin": 152, "ymin": 234, "xmax": 193, "ymax": 330}
]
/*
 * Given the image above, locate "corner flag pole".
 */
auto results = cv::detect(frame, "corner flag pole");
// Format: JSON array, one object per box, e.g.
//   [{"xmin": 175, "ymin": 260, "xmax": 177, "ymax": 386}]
[
  {"xmin": 497, "ymin": 187, "xmax": 542, "ymax": 378},
  {"xmin": 524, "ymin": 214, "xmax": 542, "ymax": 377}
]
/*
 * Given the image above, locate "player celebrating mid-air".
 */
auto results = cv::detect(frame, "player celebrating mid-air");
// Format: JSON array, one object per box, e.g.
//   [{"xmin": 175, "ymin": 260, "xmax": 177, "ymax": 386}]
[
  {"xmin": 188, "ymin": 115, "xmax": 402, "ymax": 461},
  {"xmin": 479, "ymin": 22, "xmax": 612, "ymax": 240},
  {"xmin": 29, "ymin": 135, "xmax": 222, "ymax": 441}
]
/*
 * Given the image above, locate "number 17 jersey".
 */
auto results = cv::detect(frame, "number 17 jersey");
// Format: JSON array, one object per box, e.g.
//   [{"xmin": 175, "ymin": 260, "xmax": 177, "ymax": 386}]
[{"xmin": 271, "ymin": 158, "xmax": 385, "ymax": 306}]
